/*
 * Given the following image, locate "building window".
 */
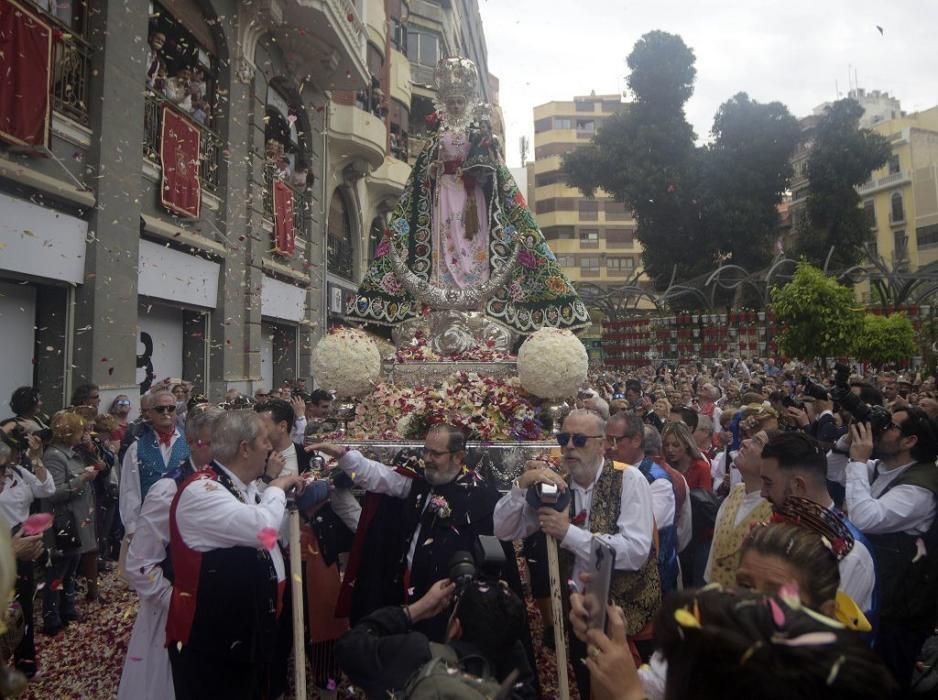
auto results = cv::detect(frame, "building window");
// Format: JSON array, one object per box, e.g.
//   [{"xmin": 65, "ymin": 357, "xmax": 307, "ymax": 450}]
[
  {"xmin": 917, "ymin": 224, "xmax": 938, "ymax": 249},
  {"xmin": 579, "ymin": 229, "xmax": 599, "ymax": 245},
  {"xmin": 604, "ymin": 201, "xmax": 630, "ymax": 221},
  {"xmin": 606, "ymin": 228, "xmax": 635, "ymax": 247},
  {"xmin": 534, "ymin": 117, "xmax": 552, "ymax": 133},
  {"xmin": 535, "ymin": 170, "xmax": 566, "ymax": 187},
  {"xmin": 894, "ymin": 230, "xmax": 908, "ymax": 260},
  {"xmin": 890, "ymin": 192, "xmax": 904, "ymax": 223},
  {"xmin": 543, "ymin": 226, "xmax": 575, "ymax": 240},
  {"xmin": 536, "ymin": 198, "xmax": 576, "ymax": 214},
  {"xmin": 888, "ymin": 154, "xmax": 900, "ymax": 174},
  {"xmin": 553, "ymin": 117, "xmax": 573, "ymax": 130},
  {"xmin": 578, "ymin": 199, "xmax": 599, "ymax": 221},
  {"xmin": 580, "ymin": 256, "xmax": 601, "ymax": 276},
  {"xmin": 407, "ymin": 29, "xmax": 439, "ymax": 68},
  {"xmin": 863, "ymin": 201, "xmax": 876, "ymax": 229},
  {"xmin": 556, "ymin": 255, "xmax": 577, "ymax": 267},
  {"xmin": 575, "ymin": 100, "xmax": 595, "ymax": 112},
  {"xmin": 534, "ymin": 143, "xmax": 577, "ymax": 159},
  {"xmin": 390, "ymin": 17, "xmax": 408, "ymax": 54},
  {"xmin": 328, "ymin": 190, "xmax": 355, "ymax": 281},
  {"xmin": 607, "ymin": 257, "xmax": 634, "ymax": 273}
]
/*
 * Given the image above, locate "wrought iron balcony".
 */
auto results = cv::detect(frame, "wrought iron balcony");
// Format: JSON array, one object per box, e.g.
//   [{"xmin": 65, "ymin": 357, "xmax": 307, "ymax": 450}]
[{"xmin": 143, "ymin": 94, "xmax": 221, "ymax": 194}]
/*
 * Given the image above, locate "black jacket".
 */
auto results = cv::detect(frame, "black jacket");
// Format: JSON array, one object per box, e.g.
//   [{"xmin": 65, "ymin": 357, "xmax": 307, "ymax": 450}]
[{"xmin": 335, "ymin": 604, "xmax": 536, "ymax": 700}]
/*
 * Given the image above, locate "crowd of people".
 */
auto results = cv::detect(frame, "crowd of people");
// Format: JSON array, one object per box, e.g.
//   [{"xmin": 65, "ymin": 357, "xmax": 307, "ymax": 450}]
[
  {"xmin": 0, "ymin": 357, "xmax": 935, "ymax": 699},
  {"xmin": 146, "ymin": 31, "xmax": 212, "ymax": 126}
]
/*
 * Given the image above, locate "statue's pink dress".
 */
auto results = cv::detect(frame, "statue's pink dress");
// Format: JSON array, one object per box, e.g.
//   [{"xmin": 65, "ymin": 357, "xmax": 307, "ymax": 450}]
[{"xmin": 432, "ymin": 129, "xmax": 490, "ymax": 289}]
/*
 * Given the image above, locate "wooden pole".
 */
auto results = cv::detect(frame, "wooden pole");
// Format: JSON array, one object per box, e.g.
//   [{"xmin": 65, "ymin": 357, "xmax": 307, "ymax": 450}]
[
  {"xmin": 288, "ymin": 500, "xmax": 307, "ymax": 699},
  {"xmin": 545, "ymin": 535, "xmax": 570, "ymax": 700}
]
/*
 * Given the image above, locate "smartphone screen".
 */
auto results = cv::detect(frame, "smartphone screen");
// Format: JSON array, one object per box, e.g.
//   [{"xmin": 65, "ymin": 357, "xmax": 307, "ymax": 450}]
[{"xmin": 585, "ymin": 538, "xmax": 616, "ymax": 633}]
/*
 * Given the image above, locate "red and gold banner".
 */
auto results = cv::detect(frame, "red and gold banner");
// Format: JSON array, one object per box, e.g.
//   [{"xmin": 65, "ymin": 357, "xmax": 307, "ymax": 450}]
[
  {"xmin": 160, "ymin": 105, "xmax": 201, "ymax": 219},
  {"xmin": 273, "ymin": 179, "xmax": 296, "ymax": 256},
  {"xmin": 0, "ymin": 0, "xmax": 52, "ymax": 147}
]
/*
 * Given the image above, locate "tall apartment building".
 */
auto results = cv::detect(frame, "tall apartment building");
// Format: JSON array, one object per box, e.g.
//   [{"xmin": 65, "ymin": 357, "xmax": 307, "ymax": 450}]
[
  {"xmin": 0, "ymin": 0, "xmax": 492, "ymax": 414},
  {"xmin": 532, "ymin": 95, "xmax": 642, "ymax": 330}
]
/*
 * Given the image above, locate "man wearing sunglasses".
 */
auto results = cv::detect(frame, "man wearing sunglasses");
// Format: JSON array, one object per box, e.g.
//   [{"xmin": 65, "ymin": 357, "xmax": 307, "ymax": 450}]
[
  {"xmin": 119, "ymin": 390, "xmax": 191, "ymax": 561},
  {"xmin": 494, "ymin": 409, "xmax": 659, "ymax": 700},
  {"xmin": 307, "ymin": 424, "xmax": 520, "ymax": 642}
]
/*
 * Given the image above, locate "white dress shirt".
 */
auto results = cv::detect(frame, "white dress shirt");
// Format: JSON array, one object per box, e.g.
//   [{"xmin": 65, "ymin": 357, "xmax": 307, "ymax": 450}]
[
  {"xmin": 837, "ymin": 527, "xmax": 876, "ymax": 613},
  {"xmin": 648, "ymin": 476, "xmax": 676, "ymax": 532},
  {"xmin": 711, "ymin": 449, "xmax": 741, "ymax": 492},
  {"xmin": 338, "ymin": 450, "xmax": 419, "ymax": 563},
  {"xmin": 119, "ymin": 430, "xmax": 184, "ymax": 537},
  {"xmin": 0, "ymin": 466, "xmax": 55, "ymax": 527},
  {"xmin": 673, "ymin": 470, "xmax": 693, "ymax": 553},
  {"xmin": 290, "ymin": 418, "xmax": 307, "ymax": 444},
  {"xmin": 493, "ymin": 460, "xmax": 655, "ymax": 589},
  {"xmin": 173, "ymin": 463, "xmax": 287, "ymax": 583},
  {"xmin": 845, "ymin": 459, "xmax": 936, "ymax": 536}
]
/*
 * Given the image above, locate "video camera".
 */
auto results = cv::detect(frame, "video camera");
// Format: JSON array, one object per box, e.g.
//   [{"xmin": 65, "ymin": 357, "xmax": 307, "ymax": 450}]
[
  {"xmin": 830, "ymin": 362, "xmax": 893, "ymax": 438},
  {"xmin": 448, "ymin": 535, "xmax": 507, "ymax": 594}
]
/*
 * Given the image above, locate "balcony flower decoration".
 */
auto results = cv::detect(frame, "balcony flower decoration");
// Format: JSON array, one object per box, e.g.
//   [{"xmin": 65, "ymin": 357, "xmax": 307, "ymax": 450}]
[
  {"xmin": 517, "ymin": 328, "xmax": 588, "ymax": 400},
  {"xmin": 311, "ymin": 327, "xmax": 381, "ymax": 398}
]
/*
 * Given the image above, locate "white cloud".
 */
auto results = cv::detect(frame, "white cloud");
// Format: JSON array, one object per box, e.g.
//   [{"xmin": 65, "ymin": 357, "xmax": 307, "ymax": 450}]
[{"xmin": 478, "ymin": 0, "xmax": 938, "ymax": 166}]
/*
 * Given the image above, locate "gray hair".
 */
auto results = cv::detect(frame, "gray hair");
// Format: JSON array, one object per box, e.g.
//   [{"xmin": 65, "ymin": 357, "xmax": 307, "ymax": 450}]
[
  {"xmin": 564, "ymin": 408, "xmax": 607, "ymax": 435},
  {"xmin": 427, "ymin": 423, "xmax": 467, "ymax": 453},
  {"xmin": 212, "ymin": 411, "xmax": 264, "ymax": 465},
  {"xmin": 643, "ymin": 425, "xmax": 662, "ymax": 456},
  {"xmin": 609, "ymin": 413, "xmax": 645, "ymax": 448},
  {"xmin": 696, "ymin": 415, "xmax": 714, "ymax": 436},
  {"xmin": 139, "ymin": 392, "xmax": 155, "ymax": 410},
  {"xmin": 583, "ymin": 396, "xmax": 610, "ymax": 421},
  {"xmin": 186, "ymin": 406, "xmax": 223, "ymax": 439},
  {"xmin": 148, "ymin": 389, "xmax": 174, "ymax": 405},
  {"xmin": 0, "ymin": 442, "xmax": 11, "ymax": 465}
]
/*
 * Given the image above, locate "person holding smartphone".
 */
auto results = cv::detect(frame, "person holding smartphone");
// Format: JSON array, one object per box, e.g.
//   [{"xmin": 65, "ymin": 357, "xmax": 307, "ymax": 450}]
[{"xmin": 494, "ymin": 409, "xmax": 659, "ymax": 700}]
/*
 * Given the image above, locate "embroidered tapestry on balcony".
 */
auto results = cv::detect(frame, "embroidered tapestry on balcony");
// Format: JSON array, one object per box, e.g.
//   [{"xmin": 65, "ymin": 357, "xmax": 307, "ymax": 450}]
[
  {"xmin": 273, "ymin": 179, "xmax": 295, "ymax": 255},
  {"xmin": 0, "ymin": 0, "xmax": 52, "ymax": 147},
  {"xmin": 160, "ymin": 105, "xmax": 201, "ymax": 218}
]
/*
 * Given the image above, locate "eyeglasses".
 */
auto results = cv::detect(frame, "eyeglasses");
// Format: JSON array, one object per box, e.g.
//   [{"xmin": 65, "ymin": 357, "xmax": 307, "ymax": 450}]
[
  {"xmin": 115, "ymin": 400, "xmax": 131, "ymax": 407},
  {"xmin": 152, "ymin": 405, "xmax": 176, "ymax": 415},
  {"xmin": 604, "ymin": 433, "xmax": 631, "ymax": 448},
  {"xmin": 422, "ymin": 447, "xmax": 452, "ymax": 458},
  {"xmin": 886, "ymin": 421, "xmax": 903, "ymax": 433},
  {"xmin": 556, "ymin": 432, "xmax": 604, "ymax": 448}
]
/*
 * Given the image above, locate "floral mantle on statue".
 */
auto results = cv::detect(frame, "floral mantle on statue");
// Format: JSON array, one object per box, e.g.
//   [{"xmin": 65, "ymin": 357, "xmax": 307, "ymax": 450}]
[{"xmin": 346, "ymin": 58, "xmax": 590, "ymax": 341}]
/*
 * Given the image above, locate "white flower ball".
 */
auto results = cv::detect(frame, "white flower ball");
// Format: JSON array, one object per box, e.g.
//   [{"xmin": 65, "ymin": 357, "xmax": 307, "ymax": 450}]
[
  {"xmin": 311, "ymin": 327, "xmax": 382, "ymax": 397},
  {"xmin": 517, "ymin": 328, "xmax": 588, "ymax": 399}
]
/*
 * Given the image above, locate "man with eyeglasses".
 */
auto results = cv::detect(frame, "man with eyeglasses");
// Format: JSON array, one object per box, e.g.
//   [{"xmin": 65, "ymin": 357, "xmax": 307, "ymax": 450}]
[
  {"xmin": 840, "ymin": 408, "xmax": 938, "ymax": 691},
  {"xmin": 119, "ymin": 390, "xmax": 190, "ymax": 563},
  {"xmin": 308, "ymin": 424, "xmax": 517, "ymax": 642},
  {"xmin": 494, "ymin": 409, "xmax": 659, "ymax": 700}
]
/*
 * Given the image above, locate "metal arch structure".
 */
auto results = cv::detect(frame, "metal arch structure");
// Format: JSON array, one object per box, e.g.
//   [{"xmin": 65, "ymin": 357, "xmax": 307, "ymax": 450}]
[{"xmin": 573, "ymin": 247, "xmax": 938, "ymax": 323}]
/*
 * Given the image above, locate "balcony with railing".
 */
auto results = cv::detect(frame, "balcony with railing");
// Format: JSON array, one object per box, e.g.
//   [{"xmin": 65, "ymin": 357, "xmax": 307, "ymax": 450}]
[
  {"xmin": 52, "ymin": 34, "xmax": 92, "ymax": 126},
  {"xmin": 857, "ymin": 169, "xmax": 911, "ymax": 195},
  {"xmin": 262, "ymin": 166, "xmax": 310, "ymax": 237},
  {"xmin": 143, "ymin": 93, "xmax": 222, "ymax": 194}
]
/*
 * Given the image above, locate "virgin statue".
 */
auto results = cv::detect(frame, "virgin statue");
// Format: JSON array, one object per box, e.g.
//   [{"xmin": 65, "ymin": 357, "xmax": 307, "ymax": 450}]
[{"xmin": 346, "ymin": 57, "xmax": 590, "ymax": 343}]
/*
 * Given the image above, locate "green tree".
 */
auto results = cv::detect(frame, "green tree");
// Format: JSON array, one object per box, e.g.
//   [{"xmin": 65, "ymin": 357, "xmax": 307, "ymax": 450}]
[
  {"xmin": 852, "ymin": 313, "xmax": 918, "ymax": 367},
  {"xmin": 700, "ymin": 93, "xmax": 801, "ymax": 273},
  {"xmin": 793, "ymin": 99, "xmax": 891, "ymax": 270},
  {"xmin": 770, "ymin": 262, "xmax": 863, "ymax": 366},
  {"xmin": 563, "ymin": 31, "xmax": 701, "ymax": 285},
  {"xmin": 563, "ymin": 35, "xmax": 800, "ymax": 288}
]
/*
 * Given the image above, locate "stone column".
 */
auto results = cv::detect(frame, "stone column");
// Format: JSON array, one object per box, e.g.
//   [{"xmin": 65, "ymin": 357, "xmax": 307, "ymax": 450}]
[{"xmin": 71, "ymin": 0, "xmax": 150, "ymax": 403}]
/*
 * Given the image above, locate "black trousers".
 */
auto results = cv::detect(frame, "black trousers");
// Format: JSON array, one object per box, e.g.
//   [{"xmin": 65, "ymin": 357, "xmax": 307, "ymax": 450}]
[
  {"xmin": 14, "ymin": 558, "xmax": 36, "ymax": 677},
  {"xmin": 169, "ymin": 644, "xmax": 268, "ymax": 700},
  {"xmin": 875, "ymin": 619, "xmax": 932, "ymax": 695}
]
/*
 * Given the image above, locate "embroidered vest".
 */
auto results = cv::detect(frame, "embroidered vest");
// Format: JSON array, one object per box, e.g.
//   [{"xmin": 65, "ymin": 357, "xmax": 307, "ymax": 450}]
[
  {"xmin": 165, "ymin": 468, "xmax": 281, "ymax": 664},
  {"xmin": 136, "ymin": 426, "xmax": 190, "ymax": 500},
  {"xmin": 865, "ymin": 462, "xmax": 938, "ymax": 622},
  {"xmin": 559, "ymin": 461, "xmax": 662, "ymax": 636},
  {"xmin": 707, "ymin": 484, "xmax": 772, "ymax": 588},
  {"xmin": 638, "ymin": 458, "xmax": 679, "ymax": 594}
]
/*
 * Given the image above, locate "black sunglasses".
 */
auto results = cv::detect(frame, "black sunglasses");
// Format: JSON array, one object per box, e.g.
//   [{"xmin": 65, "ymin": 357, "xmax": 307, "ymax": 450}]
[
  {"xmin": 152, "ymin": 405, "xmax": 176, "ymax": 415},
  {"xmin": 556, "ymin": 432, "xmax": 604, "ymax": 448}
]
